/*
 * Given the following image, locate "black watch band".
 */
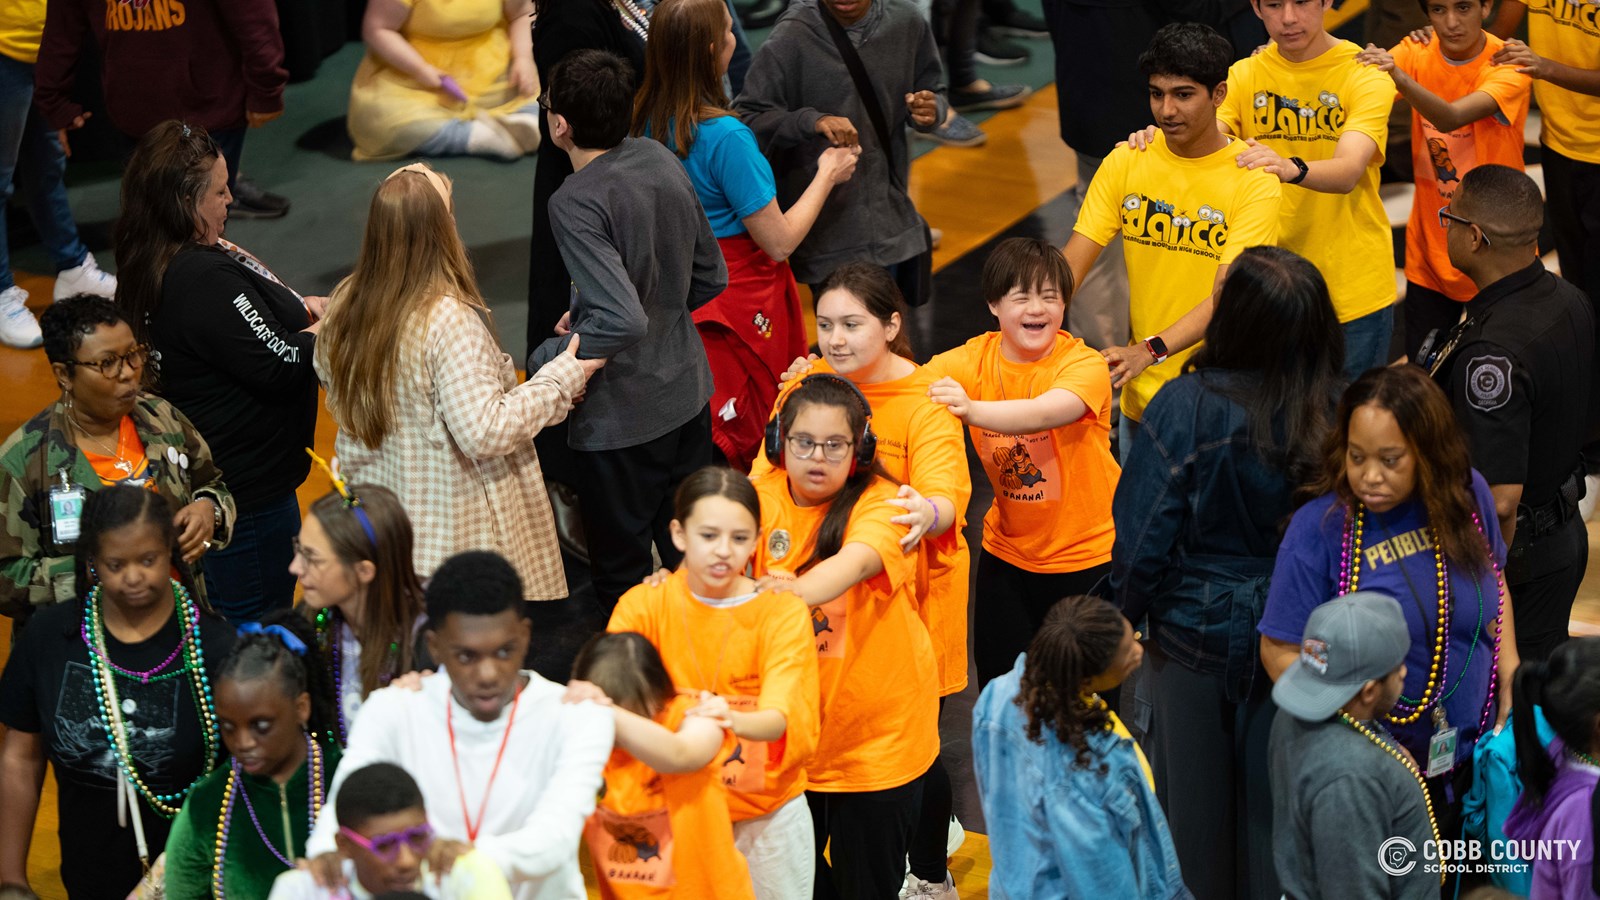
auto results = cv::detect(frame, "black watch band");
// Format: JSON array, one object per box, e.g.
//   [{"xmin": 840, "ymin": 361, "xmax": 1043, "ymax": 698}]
[{"xmin": 1287, "ymin": 156, "xmax": 1309, "ymax": 185}]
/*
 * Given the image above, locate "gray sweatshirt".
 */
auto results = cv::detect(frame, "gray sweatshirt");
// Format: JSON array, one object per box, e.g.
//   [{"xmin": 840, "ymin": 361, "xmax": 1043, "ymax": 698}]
[
  {"xmin": 1268, "ymin": 710, "xmax": 1438, "ymax": 900},
  {"xmin": 529, "ymin": 137, "xmax": 727, "ymax": 451},
  {"xmin": 732, "ymin": 0, "xmax": 945, "ymax": 285}
]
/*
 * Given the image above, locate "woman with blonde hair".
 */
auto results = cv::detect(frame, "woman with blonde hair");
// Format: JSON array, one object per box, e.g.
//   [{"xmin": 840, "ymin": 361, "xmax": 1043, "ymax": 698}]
[
  {"xmin": 632, "ymin": 0, "xmax": 858, "ymax": 468},
  {"xmin": 314, "ymin": 162, "xmax": 604, "ymax": 598}
]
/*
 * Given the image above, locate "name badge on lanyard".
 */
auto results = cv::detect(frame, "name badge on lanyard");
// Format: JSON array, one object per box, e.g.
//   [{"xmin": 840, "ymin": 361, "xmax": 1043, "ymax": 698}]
[
  {"xmin": 49, "ymin": 468, "xmax": 87, "ymax": 546},
  {"xmin": 1426, "ymin": 706, "xmax": 1458, "ymax": 778}
]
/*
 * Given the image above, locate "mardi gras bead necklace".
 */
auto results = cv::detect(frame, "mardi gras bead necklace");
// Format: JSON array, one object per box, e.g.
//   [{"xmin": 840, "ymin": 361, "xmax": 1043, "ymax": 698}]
[
  {"xmin": 211, "ymin": 733, "xmax": 327, "ymax": 898},
  {"xmin": 1338, "ymin": 712, "xmax": 1444, "ymax": 883},
  {"xmin": 84, "ymin": 580, "xmax": 219, "ymax": 817}
]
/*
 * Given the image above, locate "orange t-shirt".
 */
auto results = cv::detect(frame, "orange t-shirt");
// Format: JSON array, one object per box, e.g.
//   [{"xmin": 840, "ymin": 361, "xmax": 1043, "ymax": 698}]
[
  {"xmin": 81, "ymin": 416, "xmax": 155, "ymax": 488},
  {"xmin": 750, "ymin": 469, "xmax": 939, "ymax": 792},
  {"xmin": 922, "ymin": 332, "xmax": 1119, "ymax": 574},
  {"xmin": 584, "ymin": 695, "xmax": 754, "ymax": 900},
  {"xmin": 608, "ymin": 572, "xmax": 820, "ymax": 822},
  {"xmin": 1393, "ymin": 35, "xmax": 1531, "ymax": 300},
  {"xmin": 752, "ymin": 360, "xmax": 973, "ymax": 696}
]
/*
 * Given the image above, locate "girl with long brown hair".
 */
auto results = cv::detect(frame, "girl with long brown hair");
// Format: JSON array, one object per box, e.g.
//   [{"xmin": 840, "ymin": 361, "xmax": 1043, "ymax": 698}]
[
  {"xmin": 290, "ymin": 481, "xmax": 428, "ymax": 745},
  {"xmin": 632, "ymin": 0, "xmax": 858, "ymax": 468},
  {"xmin": 1261, "ymin": 365, "xmax": 1519, "ymax": 845},
  {"xmin": 314, "ymin": 162, "xmax": 604, "ymax": 599}
]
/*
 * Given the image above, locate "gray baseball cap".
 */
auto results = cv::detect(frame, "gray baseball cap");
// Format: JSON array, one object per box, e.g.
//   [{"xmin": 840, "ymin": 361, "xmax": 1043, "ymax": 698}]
[{"xmin": 1273, "ymin": 591, "xmax": 1411, "ymax": 721}]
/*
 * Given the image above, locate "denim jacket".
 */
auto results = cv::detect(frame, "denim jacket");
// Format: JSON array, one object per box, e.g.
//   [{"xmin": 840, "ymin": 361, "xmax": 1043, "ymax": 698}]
[
  {"xmin": 1111, "ymin": 371, "xmax": 1312, "ymax": 700},
  {"xmin": 973, "ymin": 654, "xmax": 1192, "ymax": 900}
]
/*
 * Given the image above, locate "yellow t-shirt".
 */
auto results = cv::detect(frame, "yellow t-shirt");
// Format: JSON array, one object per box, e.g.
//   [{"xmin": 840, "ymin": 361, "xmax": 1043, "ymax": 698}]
[
  {"xmin": 1218, "ymin": 41, "xmax": 1397, "ymax": 324},
  {"xmin": 0, "ymin": 0, "xmax": 45, "ymax": 64},
  {"xmin": 1524, "ymin": 0, "xmax": 1600, "ymax": 163},
  {"xmin": 1073, "ymin": 133, "xmax": 1283, "ymax": 421}
]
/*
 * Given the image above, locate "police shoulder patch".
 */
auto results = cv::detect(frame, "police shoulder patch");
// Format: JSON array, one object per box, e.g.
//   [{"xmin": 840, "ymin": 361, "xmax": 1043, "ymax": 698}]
[{"xmin": 1465, "ymin": 355, "xmax": 1513, "ymax": 412}]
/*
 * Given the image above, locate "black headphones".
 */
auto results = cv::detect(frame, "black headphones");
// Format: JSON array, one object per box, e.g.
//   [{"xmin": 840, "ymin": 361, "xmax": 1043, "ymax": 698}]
[{"xmin": 763, "ymin": 373, "xmax": 878, "ymax": 474}]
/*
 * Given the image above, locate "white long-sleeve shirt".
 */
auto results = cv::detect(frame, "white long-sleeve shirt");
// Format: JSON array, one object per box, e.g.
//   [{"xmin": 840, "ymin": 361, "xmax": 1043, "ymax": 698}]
[{"xmin": 307, "ymin": 670, "xmax": 614, "ymax": 900}]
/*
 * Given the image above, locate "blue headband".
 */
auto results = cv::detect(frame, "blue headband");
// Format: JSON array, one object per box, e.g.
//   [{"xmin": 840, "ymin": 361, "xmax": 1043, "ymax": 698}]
[
  {"xmin": 350, "ymin": 506, "xmax": 378, "ymax": 550},
  {"xmin": 237, "ymin": 622, "xmax": 308, "ymax": 656}
]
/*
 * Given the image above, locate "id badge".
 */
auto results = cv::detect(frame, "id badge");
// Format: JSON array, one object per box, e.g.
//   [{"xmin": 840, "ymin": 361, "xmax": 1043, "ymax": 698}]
[
  {"xmin": 49, "ymin": 482, "xmax": 88, "ymax": 545},
  {"xmin": 1427, "ymin": 726, "xmax": 1459, "ymax": 778}
]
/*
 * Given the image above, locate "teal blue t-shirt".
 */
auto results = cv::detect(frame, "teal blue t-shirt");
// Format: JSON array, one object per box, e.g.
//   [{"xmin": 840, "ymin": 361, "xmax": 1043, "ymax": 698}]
[{"xmin": 660, "ymin": 114, "xmax": 776, "ymax": 239}]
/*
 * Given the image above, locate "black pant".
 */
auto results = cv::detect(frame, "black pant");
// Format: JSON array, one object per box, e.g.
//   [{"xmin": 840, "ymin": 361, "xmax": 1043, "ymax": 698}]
[
  {"xmin": 1402, "ymin": 280, "xmax": 1465, "ymax": 364},
  {"xmin": 809, "ymin": 774, "xmax": 926, "ymax": 900},
  {"xmin": 906, "ymin": 698, "xmax": 952, "ymax": 884},
  {"xmin": 934, "ymin": 0, "xmax": 982, "ymax": 88},
  {"xmin": 576, "ymin": 406, "xmax": 713, "ymax": 613},
  {"xmin": 1509, "ymin": 516, "xmax": 1590, "ymax": 663},
  {"xmin": 1542, "ymin": 143, "xmax": 1600, "ymax": 473},
  {"xmin": 975, "ymin": 551, "xmax": 1113, "ymax": 688}
]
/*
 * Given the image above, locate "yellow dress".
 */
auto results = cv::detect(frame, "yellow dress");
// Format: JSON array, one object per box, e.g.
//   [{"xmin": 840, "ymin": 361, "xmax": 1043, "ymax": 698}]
[{"xmin": 347, "ymin": 0, "xmax": 536, "ymax": 161}]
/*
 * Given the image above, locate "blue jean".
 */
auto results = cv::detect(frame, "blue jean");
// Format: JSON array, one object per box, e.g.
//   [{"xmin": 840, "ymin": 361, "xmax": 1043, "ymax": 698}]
[
  {"xmin": 0, "ymin": 54, "xmax": 90, "ymax": 290},
  {"xmin": 199, "ymin": 491, "xmax": 300, "ymax": 624},
  {"xmin": 1340, "ymin": 304, "xmax": 1395, "ymax": 382}
]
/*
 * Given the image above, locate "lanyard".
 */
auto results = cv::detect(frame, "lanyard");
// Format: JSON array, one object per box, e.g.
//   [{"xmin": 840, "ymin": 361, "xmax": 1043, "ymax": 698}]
[{"xmin": 445, "ymin": 683, "xmax": 522, "ymax": 842}]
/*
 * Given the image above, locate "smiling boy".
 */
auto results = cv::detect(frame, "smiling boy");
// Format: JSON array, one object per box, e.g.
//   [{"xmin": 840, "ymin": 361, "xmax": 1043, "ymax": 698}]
[
  {"xmin": 1062, "ymin": 22, "xmax": 1282, "ymax": 448},
  {"xmin": 1355, "ymin": 0, "xmax": 1531, "ymax": 360}
]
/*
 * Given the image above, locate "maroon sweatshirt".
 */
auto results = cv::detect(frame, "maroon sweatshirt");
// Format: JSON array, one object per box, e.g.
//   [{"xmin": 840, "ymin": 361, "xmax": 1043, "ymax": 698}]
[{"xmin": 34, "ymin": 0, "xmax": 287, "ymax": 136}]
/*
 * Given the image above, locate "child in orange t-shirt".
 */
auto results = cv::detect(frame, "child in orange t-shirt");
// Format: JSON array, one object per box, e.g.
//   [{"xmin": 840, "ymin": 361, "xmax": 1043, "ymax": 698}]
[
  {"xmin": 608, "ymin": 466, "xmax": 820, "ymax": 900},
  {"xmin": 569, "ymin": 632, "xmax": 754, "ymax": 900},
  {"xmin": 759, "ymin": 263, "xmax": 971, "ymax": 896},
  {"xmin": 923, "ymin": 238, "xmax": 1120, "ymax": 689},
  {"xmin": 750, "ymin": 373, "xmax": 939, "ymax": 900},
  {"xmin": 1354, "ymin": 4, "xmax": 1532, "ymax": 360}
]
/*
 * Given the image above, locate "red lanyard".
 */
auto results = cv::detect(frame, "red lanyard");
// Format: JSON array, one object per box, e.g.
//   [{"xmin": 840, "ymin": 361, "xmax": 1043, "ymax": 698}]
[{"xmin": 446, "ymin": 683, "xmax": 523, "ymax": 842}]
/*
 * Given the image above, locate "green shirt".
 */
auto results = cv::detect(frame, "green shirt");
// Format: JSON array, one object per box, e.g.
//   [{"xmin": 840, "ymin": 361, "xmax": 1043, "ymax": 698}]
[{"xmin": 164, "ymin": 742, "xmax": 342, "ymax": 900}]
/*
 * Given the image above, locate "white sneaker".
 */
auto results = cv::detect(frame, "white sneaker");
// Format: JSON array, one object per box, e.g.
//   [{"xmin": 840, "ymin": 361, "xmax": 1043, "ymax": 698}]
[
  {"xmin": 899, "ymin": 873, "xmax": 958, "ymax": 900},
  {"xmin": 0, "ymin": 285, "xmax": 43, "ymax": 348},
  {"xmin": 497, "ymin": 111, "xmax": 541, "ymax": 154},
  {"xmin": 1580, "ymin": 474, "xmax": 1600, "ymax": 523},
  {"xmin": 946, "ymin": 815, "xmax": 965, "ymax": 856},
  {"xmin": 53, "ymin": 251, "xmax": 117, "ymax": 301}
]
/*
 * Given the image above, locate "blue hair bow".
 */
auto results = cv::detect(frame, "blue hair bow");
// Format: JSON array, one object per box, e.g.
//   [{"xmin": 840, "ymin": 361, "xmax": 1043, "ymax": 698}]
[{"xmin": 237, "ymin": 622, "xmax": 308, "ymax": 656}]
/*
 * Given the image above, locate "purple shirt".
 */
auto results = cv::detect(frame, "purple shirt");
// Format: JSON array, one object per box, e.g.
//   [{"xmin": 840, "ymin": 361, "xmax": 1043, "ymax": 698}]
[{"xmin": 1261, "ymin": 470, "xmax": 1507, "ymax": 762}]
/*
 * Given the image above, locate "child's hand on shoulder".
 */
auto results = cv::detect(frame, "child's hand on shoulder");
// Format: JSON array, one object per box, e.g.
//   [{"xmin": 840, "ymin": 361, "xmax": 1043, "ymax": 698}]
[
  {"xmin": 564, "ymin": 679, "xmax": 613, "ymax": 707},
  {"xmin": 780, "ymin": 354, "xmax": 820, "ymax": 383},
  {"xmin": 928, "ymin": 376, "xmax": 972, "ymax": 420}
]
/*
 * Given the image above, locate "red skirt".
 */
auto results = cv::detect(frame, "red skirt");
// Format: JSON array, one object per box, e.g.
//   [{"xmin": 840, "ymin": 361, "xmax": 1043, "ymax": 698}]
[{"xmin": 695, "ymin": 234, "xmax": 809, "ymax": 471}]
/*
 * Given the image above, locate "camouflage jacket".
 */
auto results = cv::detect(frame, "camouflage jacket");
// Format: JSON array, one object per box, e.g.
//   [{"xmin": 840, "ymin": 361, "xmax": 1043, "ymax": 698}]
[{"xmin": 0, "ymin": 395, "xmax": 236, "ymax": 619}]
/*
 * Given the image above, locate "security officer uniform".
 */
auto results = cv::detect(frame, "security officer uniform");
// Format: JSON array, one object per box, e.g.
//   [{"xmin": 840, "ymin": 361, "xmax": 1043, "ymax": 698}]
[{"xmin": 1427, "ymin": 259, "xmax": 1596, "ymax": 662}]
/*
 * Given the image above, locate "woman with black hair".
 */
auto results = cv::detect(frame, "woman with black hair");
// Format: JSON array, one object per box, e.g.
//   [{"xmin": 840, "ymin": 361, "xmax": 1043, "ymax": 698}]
[
  {"xmin": 1110, "ymin": 245, "xmax": 1345, "ymax": 899},
  {"xmin": 0, "ymin": 485, "xmax": 234, "ymax": 898},
  {"xmin": 1504, "ymin": 638, "xmax": 1600, "ymax": 899},
  {"xmin": 0, "ymin": 295, "xmax": 234, "ymax": 626},
  {"xmin": 972, "ymin": 594, "xmax": 1183, "ymax": 898},
  {"xmin": 162, "ymin": 609, "xmax": 342, "ymax": 899},
  {"xmin": 116, "ymin": 120, "xmax": 323, "ymax": 624}
]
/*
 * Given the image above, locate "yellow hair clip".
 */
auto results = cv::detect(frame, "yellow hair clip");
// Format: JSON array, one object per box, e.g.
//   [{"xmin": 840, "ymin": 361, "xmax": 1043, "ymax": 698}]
[{"xmin": 305, "ymin": 448, "xmax": 361, "ymax": 508}]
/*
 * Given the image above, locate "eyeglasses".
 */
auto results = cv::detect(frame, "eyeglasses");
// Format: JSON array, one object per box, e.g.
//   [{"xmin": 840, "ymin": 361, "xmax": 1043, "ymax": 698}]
[
  {"xmin": 786, "ymin": 435, "xmax": 854, "ymax": 462},
  {"xmin": 339, "ymin": 823, "xmax": 434, "ymax": 864},
  {"xmin": 1438, "ymin": 205, "xmax": 1492, "ymax": 247},
  {"xmin": 291, "ymin": 538, "xmax": 332, "ymax": 571},
  {"xmin": 68, "ymin": 345, "xmax": 150, "ymax": 379},
  {"xmin": 538, "ymin": 91, "xmax": 555, "ymax": 114}
]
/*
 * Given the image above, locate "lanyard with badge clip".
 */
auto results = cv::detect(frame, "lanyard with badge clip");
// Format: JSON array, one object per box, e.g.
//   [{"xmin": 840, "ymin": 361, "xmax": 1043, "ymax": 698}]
[{"xmin": 49, "ymin": 467, "xmax": 87, "ymax": 547}]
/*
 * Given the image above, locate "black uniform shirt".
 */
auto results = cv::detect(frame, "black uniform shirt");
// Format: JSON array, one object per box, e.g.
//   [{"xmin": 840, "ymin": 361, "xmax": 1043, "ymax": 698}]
[{"xmin": 1433, "ymin": 260, "xmax": 1595, "ymax": 562}]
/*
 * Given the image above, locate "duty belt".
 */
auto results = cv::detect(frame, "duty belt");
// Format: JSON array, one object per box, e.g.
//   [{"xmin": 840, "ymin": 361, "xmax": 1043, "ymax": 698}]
[{"xmin": 1515, "ymin": 466, "xmax": 1586, "ymax": 545}]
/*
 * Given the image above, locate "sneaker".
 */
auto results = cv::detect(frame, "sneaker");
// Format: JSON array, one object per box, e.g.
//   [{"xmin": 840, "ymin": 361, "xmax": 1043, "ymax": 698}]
[
  {"xmin": 946, "ymin": 815, "xmax": 965, "ymax": 856},
  {"xmin": 975, "ymin": 28, "xmax": 1030, "ymax": 66},
  {"xmin": 228, "ymin": 176, "xmax": 291, "ymax": 220},
  {"xmin": 53, "ymin": 251, "xmax": 117, "ymax": 301},
  {"xmin": 915, "ymin": 113, "xmax": 987, "ymax": 148},
  {"xmin": 899, "ymin": 873, "xmax": 958, "ymax": 900},
  {"xmin": 0, "ymin": 285, "xmax": 43, "ymax": 349},
  {"xmin": 930, "ymin": 227, "xmax": 943, "ymax": 250},
  {"xmin": 988, "ymin": 7, "xmax": 1049, "ymax": 37},
  {"xmin": 951, "ymin": 82, "xmax": 1032, "ymax": 111}
]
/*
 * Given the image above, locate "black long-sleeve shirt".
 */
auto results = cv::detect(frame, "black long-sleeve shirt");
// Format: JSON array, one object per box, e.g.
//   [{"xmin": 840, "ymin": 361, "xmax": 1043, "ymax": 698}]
[{"xmin": 151, "ymin": 244, "xmax": 317, "ymax": 508}]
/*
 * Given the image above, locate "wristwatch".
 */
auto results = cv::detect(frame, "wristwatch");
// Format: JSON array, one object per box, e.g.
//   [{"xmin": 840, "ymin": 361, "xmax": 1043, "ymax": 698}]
[
  {"xmin": 1143, "ymin": 335, "xmax": 1169, "ymax": 365},
  {"xmin": 1287, "ymin": 156, "xmax": 1310, "ymax": 185}
]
